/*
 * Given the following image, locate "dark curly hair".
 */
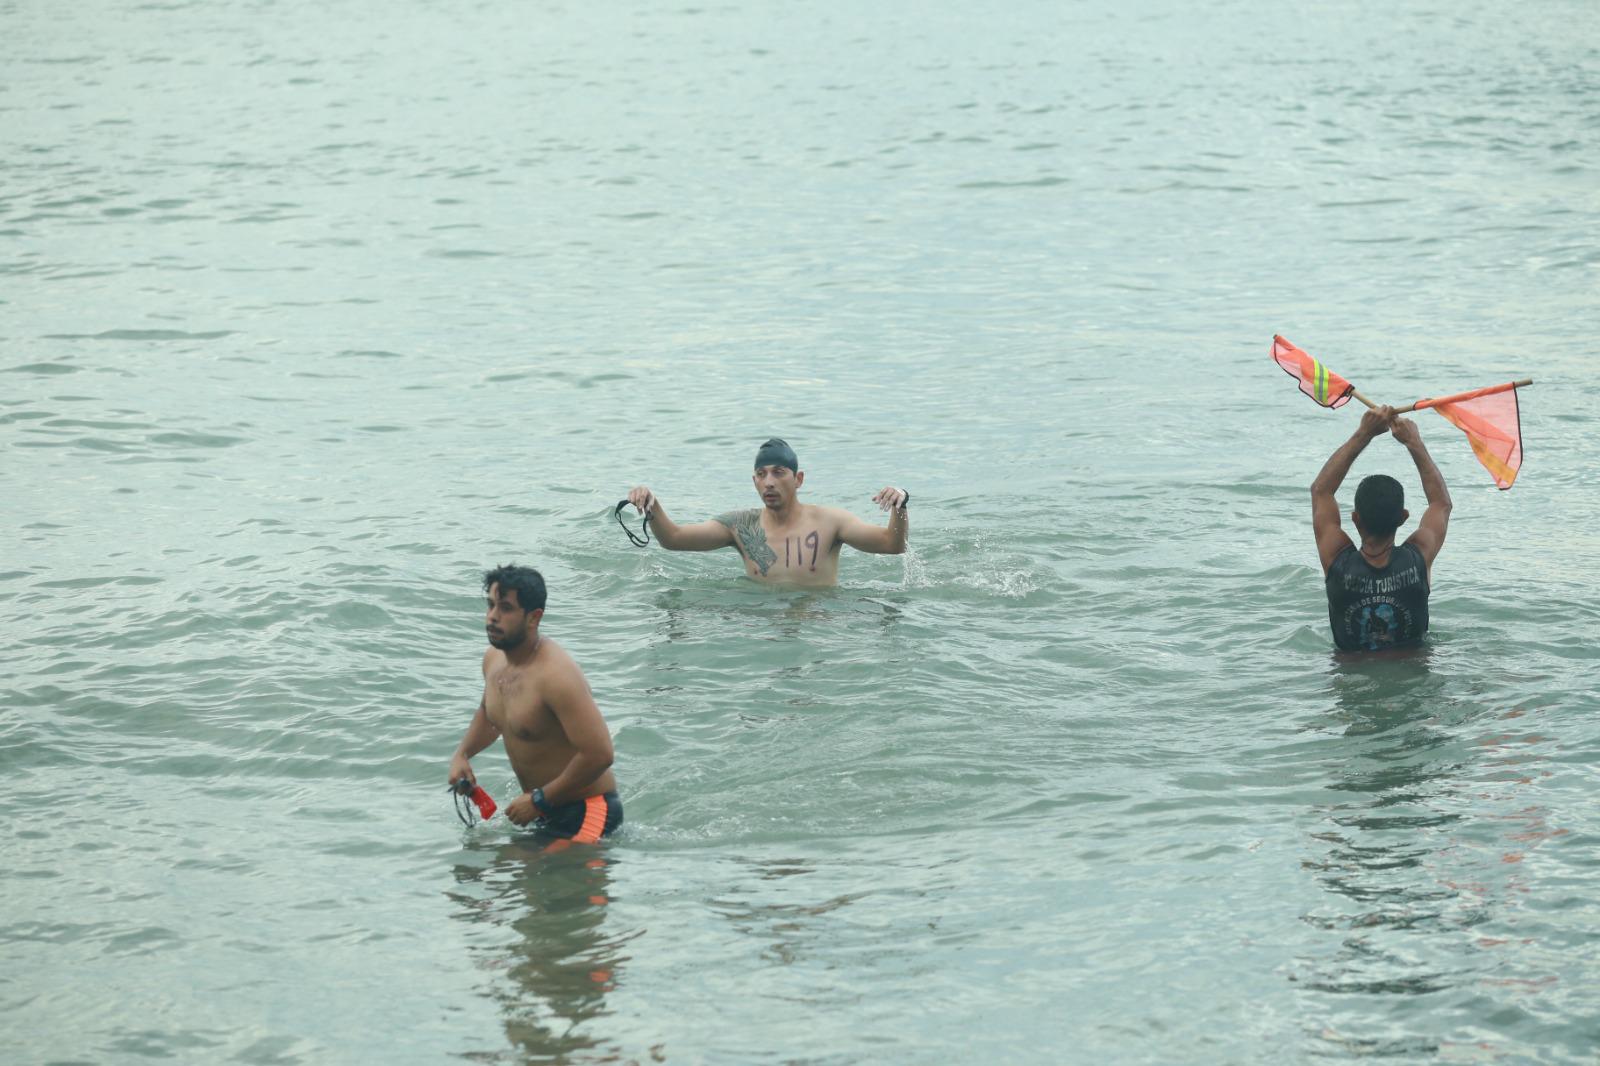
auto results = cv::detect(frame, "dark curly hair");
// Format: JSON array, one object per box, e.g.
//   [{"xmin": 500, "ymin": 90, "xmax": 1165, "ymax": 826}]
[{"xmin": 483, "ymin": 564, "xmax": 547, "ymax": 612}]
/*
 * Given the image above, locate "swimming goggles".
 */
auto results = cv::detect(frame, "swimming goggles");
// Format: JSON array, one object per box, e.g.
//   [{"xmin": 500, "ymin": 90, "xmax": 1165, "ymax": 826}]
[{"xmin": 613, "ymin": 499, "xmax": 651, "ymax": 547}]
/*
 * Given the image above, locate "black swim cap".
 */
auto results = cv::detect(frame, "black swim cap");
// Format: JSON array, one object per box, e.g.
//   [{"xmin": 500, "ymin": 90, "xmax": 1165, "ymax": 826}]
[
  {"xmin": 1354, "ymin": 475, "xmax": 1405, "ymax": 538},
  {"xmin": 754, "ymin": 437, "xmax": 798, "ymax": 473}
]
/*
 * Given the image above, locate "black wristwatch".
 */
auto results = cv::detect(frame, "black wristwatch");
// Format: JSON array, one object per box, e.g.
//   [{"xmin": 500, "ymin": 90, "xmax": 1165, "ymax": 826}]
[
  {"xmin": 530, "ymin": 787, "xmax": 555, "ymax": 816},
  {"xmin": 898, "ymin": 491, "xmax": 910, "ymax": 512}
]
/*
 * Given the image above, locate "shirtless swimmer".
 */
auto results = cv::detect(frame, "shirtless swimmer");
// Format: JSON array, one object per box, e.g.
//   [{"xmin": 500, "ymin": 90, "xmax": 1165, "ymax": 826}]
[
  {"xmin": 626, "ymin": 438, "xmax": 908, "ymax": 587},
  {"xmin": 448, "ymin": 564, "xmax": 621, "ymax": 840}
]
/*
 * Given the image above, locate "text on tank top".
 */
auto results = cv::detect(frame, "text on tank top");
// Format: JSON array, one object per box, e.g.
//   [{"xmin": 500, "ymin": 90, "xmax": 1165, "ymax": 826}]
[{"xmin": 1325, "ymin": 543, "xmax": 1430, "ymax": 652}]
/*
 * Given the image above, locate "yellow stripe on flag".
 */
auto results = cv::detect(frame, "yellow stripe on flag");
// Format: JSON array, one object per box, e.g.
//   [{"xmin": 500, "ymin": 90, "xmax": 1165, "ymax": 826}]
[{"xmin": 1470, "ymin": 438, "xmax": 1518, "ymax": 488}]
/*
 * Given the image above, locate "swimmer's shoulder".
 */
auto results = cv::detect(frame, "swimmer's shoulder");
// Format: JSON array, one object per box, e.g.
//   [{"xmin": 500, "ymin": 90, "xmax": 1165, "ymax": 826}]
[
  {"xmin": 536, "ymin": 639, "xmax": 595, "ymax": 694},
  {"xmin": 810, "ymin": 503, "xmax": 856, "ymax": 527},
  {"xmin": 714, "ymin": 507, "xmax": 761, "ymax": 530}
]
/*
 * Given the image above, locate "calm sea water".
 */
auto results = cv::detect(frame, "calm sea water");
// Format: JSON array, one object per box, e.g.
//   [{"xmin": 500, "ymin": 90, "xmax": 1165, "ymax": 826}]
[{"xmin": 4, "ymin": 0, "xmax": 1599, "ymax": 1062}]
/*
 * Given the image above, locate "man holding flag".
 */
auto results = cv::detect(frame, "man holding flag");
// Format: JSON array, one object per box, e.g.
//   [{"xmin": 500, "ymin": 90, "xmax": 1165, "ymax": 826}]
[
  {"xmin": 1274, "ymin": 334, "xmax": 1529, "ymax": 651},
  {"xmin": 1310, "ymin": 405, "xmax": 1452, "ymax": 652}
]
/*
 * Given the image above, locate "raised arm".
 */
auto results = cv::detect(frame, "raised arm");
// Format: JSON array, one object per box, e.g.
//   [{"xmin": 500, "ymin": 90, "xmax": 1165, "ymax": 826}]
[
  {"xmin": 837, "ymin": 487, "xmax": 909, "ymax": 555},
  {"xmin": 627, "ymin": 486, "xmax": 735, "ymax": 552},
  {"xmin": 1310, "ymin": 406, "xmax": 1393, "ymax": 573},
  {"xmin": 1392, "ymin": 416, "xmax": 1451, "ymax": 573}
]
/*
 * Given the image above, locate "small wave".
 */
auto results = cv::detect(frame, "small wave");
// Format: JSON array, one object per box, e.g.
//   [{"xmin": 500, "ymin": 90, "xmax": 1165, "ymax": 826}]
[{"xmin": 41, "ymin": 329, "xmax": 234, "ymax": 341}]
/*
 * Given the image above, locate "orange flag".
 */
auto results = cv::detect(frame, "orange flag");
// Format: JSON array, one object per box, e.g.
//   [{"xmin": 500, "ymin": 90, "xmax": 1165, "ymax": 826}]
[
  {"xmin": 1410, "ymin": 382, "xmax": 1525, "ymax": 490},
  {"xmin": 1272, "ymin": 335, "xmax": 1355, "ymax": 409}
]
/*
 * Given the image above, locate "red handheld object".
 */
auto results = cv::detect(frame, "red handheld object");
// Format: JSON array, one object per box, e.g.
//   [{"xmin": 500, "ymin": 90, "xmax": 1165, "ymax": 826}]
[{"xmin": 469, "ymin": 786, "xmax": 497, "ymax": 820}]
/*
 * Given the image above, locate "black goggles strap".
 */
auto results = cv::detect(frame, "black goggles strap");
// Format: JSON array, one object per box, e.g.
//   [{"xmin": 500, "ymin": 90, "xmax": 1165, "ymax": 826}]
[
  {"xmin": 614, "ymin": 500, "xmax": 651, "ymax": 547},
  {"xmin": 449, "ymin": 781, "xmax": 477, "ymax": 827}
]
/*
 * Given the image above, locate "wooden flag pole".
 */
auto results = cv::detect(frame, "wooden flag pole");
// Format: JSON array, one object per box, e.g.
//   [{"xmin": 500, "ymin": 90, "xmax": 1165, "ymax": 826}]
[
  {"xmin": 1396, "ymin": 379, "xmax": 1533, "ymax": 414},
  {"xmin": 1349, "ymin": 380, "xmax": 1531, "ymax": 414}
]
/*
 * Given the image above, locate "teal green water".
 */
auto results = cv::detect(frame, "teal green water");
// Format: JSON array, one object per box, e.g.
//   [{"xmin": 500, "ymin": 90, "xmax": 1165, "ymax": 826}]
[{"xmin": 4, "ymin": 0, "xmax": 1599, "ymax": 1062}]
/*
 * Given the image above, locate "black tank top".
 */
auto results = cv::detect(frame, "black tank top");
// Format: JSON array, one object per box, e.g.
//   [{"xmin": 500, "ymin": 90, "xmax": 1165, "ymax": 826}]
[{"xmin": 1325, "ymin": 543, "xmax": 1430, "ymax": 652}]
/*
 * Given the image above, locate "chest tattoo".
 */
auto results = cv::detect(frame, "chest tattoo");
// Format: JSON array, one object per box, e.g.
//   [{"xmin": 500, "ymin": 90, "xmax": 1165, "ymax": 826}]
[{"xmin": 717, "ymin": 509, "xmax": 778, "ymax": 575}]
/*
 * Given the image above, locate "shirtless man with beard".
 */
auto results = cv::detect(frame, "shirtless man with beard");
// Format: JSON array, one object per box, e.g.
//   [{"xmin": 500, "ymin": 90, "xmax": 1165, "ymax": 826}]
[{"xmin": 448, "ymin": 564, "xmax": 621, "ymax": 841}]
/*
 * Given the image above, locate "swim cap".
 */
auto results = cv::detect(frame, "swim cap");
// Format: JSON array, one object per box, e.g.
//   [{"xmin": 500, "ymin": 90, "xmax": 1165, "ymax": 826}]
[{"xmin": 754, "ymin": 438, "xmax": 799, "ymax": 472}]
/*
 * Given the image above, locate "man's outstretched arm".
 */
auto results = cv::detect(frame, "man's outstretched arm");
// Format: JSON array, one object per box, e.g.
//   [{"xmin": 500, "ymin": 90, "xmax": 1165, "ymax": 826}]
[
  {"xmin": 626, "ymin": 486, "xmax": 735, "ymax": 551},
  {"xmin": 1393, "ymin": 417, "xmax": 1451, "ymax": 573},
  {"xmin": 1310, "ymin": 406, "xmax": 1394, "ymax": 573},
  {"xmin": 838, "ymin": 487, "xmax": 909, "ymax": 555}
]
